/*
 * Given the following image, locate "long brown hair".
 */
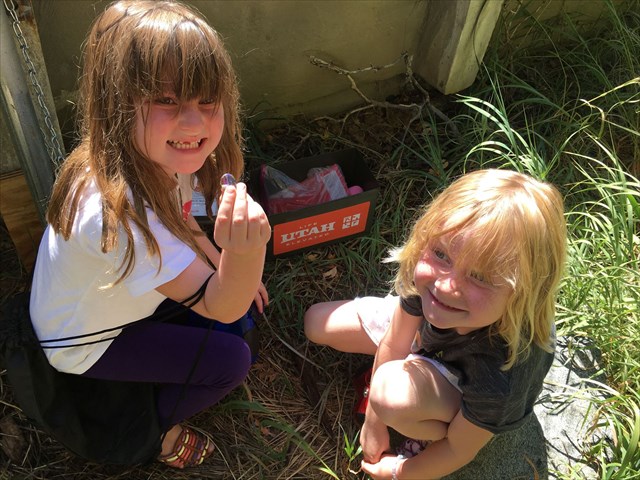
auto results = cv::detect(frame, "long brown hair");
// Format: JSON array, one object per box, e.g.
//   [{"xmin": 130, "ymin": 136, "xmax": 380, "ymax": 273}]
[
  {"xmin": 391, "ymin": 169, "xmax": 567, "ymax": 369},
  {"xmin": 47, "ymin": 0, "xmax": 243, "ymax": 282}
]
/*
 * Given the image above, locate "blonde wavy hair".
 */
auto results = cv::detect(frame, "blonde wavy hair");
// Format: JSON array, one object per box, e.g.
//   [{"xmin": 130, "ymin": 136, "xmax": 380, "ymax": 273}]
[
  {"xmin": 47, "ymin": 0, "xmax": 243, "ymax": 282},
  {"xmin": 392, "ymin": 169, "xmax": 567, "ymax": 369}
]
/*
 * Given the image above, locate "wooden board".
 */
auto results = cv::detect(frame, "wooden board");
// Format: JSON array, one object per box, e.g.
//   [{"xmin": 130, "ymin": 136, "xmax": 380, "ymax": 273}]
[{"xmin": 0, "ymin": 170, "xmax": 45, "ymax": 271}]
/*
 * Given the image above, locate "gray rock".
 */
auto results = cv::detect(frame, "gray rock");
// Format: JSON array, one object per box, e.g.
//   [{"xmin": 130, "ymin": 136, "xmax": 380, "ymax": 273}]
[
  {"xmin": 440, "ymin": 336, "xmax": 610, "ymax": 480},
  {"xmin": 535, "ymin": 336, "xmax": 611, "ymax": 479},
  {"xmin": 442, "ymin": 413, "xmax": 549, "ymax": 480}
]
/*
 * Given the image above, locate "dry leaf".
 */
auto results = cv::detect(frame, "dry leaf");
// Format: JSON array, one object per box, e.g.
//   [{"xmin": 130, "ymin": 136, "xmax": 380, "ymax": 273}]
[
  {"xmin": 323, "ymin": 266, "xmax": 338, "ymax": 279},
  {"xmin": 0, "ymin": 415, "xmax": 27, "ymax": 463}
]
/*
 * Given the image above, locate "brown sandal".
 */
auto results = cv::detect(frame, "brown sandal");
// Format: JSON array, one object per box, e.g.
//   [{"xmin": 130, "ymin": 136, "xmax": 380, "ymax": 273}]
[{"xmin": 158, "ymin": 425, "xmax": 215, "ymax": 469}]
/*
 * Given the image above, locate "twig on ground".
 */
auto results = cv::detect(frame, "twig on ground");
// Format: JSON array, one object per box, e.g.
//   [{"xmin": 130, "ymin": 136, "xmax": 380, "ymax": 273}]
[
  {"xmin": 308, "ymin": 52, "xmax": 460, "ymax": 139},
  {"xmin": 309, "ymin": 53, "xmax": 423, "ymax": 123},
  {"xmin": 261, "ymin": 311, "xmax": 326, "ymax": 372}
]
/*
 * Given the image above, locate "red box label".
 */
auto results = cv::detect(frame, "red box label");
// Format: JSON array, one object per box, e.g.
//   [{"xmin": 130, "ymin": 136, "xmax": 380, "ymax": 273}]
[{"xmin": 273, "ymin": 202, "xmax": 371, "ymax": 255}]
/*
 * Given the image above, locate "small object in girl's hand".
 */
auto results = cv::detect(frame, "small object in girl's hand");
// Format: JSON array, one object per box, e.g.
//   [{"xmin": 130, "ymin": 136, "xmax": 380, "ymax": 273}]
[
  {"xmin": 220, "ymin": 173, "xmax": 237, "ymax": 188},
  {"xmin": 348, "ymin": 185, "xmax": 364, "ymax": 195}
]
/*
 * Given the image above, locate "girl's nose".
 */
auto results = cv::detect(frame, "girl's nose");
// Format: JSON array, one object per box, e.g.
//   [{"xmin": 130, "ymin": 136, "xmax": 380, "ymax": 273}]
[
  {"xmin": 178, "ymin": 103, "xmax": 204, "ymax": 131},
  {"xmin": 435, "ymin": 273, "xmax": 461, "ymax": 294}
]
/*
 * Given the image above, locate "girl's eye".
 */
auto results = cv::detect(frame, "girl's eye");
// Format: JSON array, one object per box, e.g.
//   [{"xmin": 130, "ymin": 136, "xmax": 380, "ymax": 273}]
[
  {"xmin": 433, "ymin": 248, "xmax": 449, "ymax": 262},
  {"xmin": 155, "ymin": 97, "xmax": 177, "ymax": 105},
  {"xmin": 470, "ymin": 271, "xmax": 486, "ymax": 282},
  {"xmin": 199, "ymin": 98, "xmax": 216, "ymax": 105},
  {"xmin": 469, "ymin": 271, "xmax": 496, "ymax": 287}
]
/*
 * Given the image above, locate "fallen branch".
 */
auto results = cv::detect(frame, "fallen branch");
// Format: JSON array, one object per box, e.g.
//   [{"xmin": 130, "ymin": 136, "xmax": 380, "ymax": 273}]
[{"xmin": 309, "ymin": 53, "xmax": 460, "ymax": 138}]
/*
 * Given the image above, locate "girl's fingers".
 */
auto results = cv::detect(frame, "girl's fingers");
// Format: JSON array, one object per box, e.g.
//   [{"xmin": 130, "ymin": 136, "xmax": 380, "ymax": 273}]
[
  {"xmin": 244, "ymin": 192, "xmax": 270, "ymax": 245},
  {"xmin": 246, "ymin": 194, "xmax": 271, "ymax": 244},
  {"xmin": 245, "ymin": 196, "xmax": 264, "ymax": 241},
  {"xmin": 258, "ymin": 204, "xmax": 271, "ymax": 243},
  {"xmin": 213, "ymin": 184, "xmax": 237, "ymax": 245},
  {"xmin": 253, "ymin": 292, "xmax": 264, "ymax": 313},
  {"xmin": 216, "ymin": 184, "xmax": 270, "ymax": 253},
  {"xmin": 259, "ymin": 282, "xmax": 269, "ymax": 306},
  {"xmin": 230, "ymin": 183, "xmax": 249, "ymax": 235}
]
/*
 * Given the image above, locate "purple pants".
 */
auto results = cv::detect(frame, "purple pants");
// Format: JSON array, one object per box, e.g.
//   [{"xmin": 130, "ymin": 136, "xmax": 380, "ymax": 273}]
[{"xmin": 81, "ymin": 305, "xmax": 251, "ymax": 430}]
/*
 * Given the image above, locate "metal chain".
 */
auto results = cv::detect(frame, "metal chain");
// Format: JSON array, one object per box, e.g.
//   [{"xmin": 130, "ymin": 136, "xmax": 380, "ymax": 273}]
[{"xmin": 3, "ymin": 0, "xmax": 65, "ymax": 166}]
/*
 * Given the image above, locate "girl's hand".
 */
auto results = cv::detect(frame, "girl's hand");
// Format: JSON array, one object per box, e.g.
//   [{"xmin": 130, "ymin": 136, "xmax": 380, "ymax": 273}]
[
  {"xmin": 214, "ymin": 183, "xmax": 271, "ymax": 255},
  {"xmin": 361, "ymin": 454, "xmax": 401, "ymax": 480},
  {"xmin": 253, "ymin": 281, "xmax": 269, "ymax": 313},
  {"xmin": 360, "ymin": 417, "xmax": 391, "ymax": 464}
]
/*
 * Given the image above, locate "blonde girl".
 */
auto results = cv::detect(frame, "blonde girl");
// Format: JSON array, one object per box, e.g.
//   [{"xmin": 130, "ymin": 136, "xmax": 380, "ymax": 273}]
[
  {"xmin": 30, "ymin": 0, "xmax": 270, "ymax": 469},
  {"xmin": 304, "ymin": 169, "xmax": 566, "ymax": 479}
]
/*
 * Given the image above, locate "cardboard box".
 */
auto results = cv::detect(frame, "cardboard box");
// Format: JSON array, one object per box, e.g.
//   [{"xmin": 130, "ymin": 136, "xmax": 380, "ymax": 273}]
[{"xmin": 248, "ymin": 149, "xmax": 379, "ymax": 257}]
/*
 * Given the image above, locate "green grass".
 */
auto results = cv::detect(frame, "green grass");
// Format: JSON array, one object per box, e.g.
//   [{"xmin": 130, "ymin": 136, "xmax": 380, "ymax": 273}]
[
  {"xmin": 253, "ymin": 0, "xmax": 640, "ymax": 478},
  {"xmin": 475, "ymin": 6, "xmax": 640, "ymax": 477},
  {"xmin": 2, "ymin": 1, "xmax": 638, "ymax": 479},
  {"xmin": 443, "ymin": 3, "xmax": 638, "ymax": 477}
]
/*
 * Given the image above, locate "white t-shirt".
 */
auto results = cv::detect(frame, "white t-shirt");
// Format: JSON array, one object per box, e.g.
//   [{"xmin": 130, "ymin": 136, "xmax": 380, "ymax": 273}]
[{"xmin": 30, "ymin": 178, "xmax": 196, "ymax": 374}]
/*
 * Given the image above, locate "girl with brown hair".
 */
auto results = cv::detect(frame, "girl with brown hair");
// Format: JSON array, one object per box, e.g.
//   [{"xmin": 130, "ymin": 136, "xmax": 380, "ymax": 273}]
[{"xmin": 30, "ymin": 0, "xmax": 270, "ymax": 468}]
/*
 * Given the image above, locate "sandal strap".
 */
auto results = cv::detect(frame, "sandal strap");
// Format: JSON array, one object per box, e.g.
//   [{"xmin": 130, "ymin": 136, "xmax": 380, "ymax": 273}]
[{"xmin": 159, "ymin": 426, "xmax": 214, "ymax": 468}]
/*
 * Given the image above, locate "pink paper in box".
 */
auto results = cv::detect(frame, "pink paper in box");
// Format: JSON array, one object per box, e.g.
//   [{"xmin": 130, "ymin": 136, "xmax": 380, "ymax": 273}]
[{"xmin": 261, "ymin": 164, "xmax": 349, "ymax": 214}]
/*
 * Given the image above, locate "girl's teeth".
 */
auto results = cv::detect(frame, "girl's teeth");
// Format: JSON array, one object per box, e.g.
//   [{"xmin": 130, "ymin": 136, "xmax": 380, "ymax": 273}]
[{"xmin": 170, "ymin": 140, "xmax": 200, "ymax": 149}]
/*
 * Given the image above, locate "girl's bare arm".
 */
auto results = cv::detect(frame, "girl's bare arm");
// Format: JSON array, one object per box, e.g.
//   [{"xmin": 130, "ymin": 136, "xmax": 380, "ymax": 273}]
[
  {"xmin": 186, "ymin": 209, "xmax": 269, "ymax": 313},
  {"xmin": 156, "ymin": 183, "xmax": 270, "ymax": 322},
  {"xmin": 361, "ymin": 413, "xmax": 493, "ymax": 479},
  {"xmin": 361, "ymin": 304, "xmax": 422, "ymax": 462},
  {"xmin": 185, "ymin": 213, "xmax": 221, "ymax": 268},
  {"xmin": 396, "ymin": 412, "xmax": 493, "ymax": 479}
]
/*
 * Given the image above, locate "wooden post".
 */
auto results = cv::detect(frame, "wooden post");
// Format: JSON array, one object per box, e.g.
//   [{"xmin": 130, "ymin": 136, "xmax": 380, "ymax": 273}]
[
  {"xmin": 1, "ymin": 0, "xmax": 65, "ymax": 270},
  {"xmin": 0, "ymin": 171, "xmax": 45, "ymax": 271},
  {"xmin": 0, "ymin": 0, "xmax": 60, "ymax": 223}
]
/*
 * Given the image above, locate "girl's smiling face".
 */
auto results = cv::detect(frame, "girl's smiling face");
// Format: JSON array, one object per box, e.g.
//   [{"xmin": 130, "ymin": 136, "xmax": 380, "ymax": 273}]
[
  {"xmin": 134, "ymin": 94, "xmax": 224, "ymax": 176},
  {"xmin": 413, "ymin": 234, "xmax": 513, "ymax": 335}
]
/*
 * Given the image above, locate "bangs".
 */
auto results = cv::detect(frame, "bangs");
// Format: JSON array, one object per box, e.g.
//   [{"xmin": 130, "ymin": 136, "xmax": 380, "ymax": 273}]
[
  {"xmin": 454, "ymin": 214, "xmax": 520, "ymax": 287},
  {"xmin": 428, "ymin": 195, "xmax": 522, "ymax": 287},
  {"xmin": 129, "ymin": 12, "xmax": 225, "ymax": 102}
]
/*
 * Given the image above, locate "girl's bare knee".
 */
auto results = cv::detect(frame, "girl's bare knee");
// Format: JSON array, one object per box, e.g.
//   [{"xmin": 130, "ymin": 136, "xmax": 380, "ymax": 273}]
[
  {"xmin": 303, "ymin": 304, "xmax": 325, "ymax": 344},
  {"xmin": 368, "ymin": 361, "xmax": 410, "ymax": 423},
  {"xmin": 369, "ymin": 359, "xmax": 460, "ymax": 428}
]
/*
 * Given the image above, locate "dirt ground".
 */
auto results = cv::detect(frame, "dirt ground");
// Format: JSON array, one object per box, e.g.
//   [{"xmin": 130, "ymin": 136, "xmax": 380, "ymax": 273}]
[{"xmin": 0, "ymin": 93, "xmax": 441, "ymax": 479}]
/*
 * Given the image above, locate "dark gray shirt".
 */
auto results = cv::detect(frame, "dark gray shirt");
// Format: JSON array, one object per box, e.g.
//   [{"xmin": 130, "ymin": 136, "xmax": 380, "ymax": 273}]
[{"xmin": 401, "ymin": 295, "xmax": 554, "ymax": 434}]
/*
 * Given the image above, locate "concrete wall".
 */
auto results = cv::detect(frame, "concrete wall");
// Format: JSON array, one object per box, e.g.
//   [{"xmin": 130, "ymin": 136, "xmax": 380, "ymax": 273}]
[
  {"xmin": 0, "ymin": 0, "xmax": 631, "ymax": 264},
  {"xmin": 2, "ymin": 0, "xmax": 630, "ymax": 174},
  {"xmin": 32, "ymin": 0, "xmax": 431, "ymax": 143}
]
